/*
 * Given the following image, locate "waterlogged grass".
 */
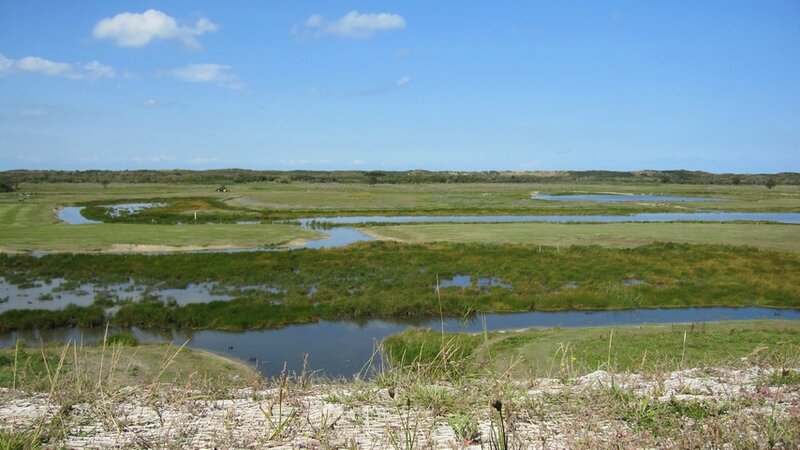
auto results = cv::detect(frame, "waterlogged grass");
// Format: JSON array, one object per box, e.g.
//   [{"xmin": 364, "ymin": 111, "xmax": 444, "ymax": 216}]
[
  {"xmin": 384, "ymin": 320, "xmax": 800, "ymax": 378},
  {"xmin": 1, "ymin": 242, "xmax": 798, "ymax": 330},
  {"xmin": 365, "ymin": 222, "xmax": 800, "ymax": 252}
]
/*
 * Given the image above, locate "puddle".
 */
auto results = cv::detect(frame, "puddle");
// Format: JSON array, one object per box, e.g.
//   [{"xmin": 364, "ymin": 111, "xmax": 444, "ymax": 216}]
[
  {"xmin": 106, "ymin": 203, "xmax": 166, "ymax": 217},
  {"xmin": 438, "ymin": 275, "xmax": 513, "ymax": 290},
  {"xmin": 439, "ymin": 275, "xmax": 472, "ymax": 288},
  {"xmin": 58, "ymin": 207, "xmax": 100, "ymax": 225},
  {"xmin": 477, "ymin": 277, "xmax": 513, "ymax": 290},
  {"xmin": 621, "ymin": 278, "xmax": 648, "ymax": 286},
  {"xmin": 292, "ymin": 225, "xmax": 375, "ymax": 250},
  {"xmin": 532, "ymin": 193, "xmax": 725, "ymax": 202},
  {"xmin": 0, "ymin": 277, "xmax": 253, "ymax": 312}
]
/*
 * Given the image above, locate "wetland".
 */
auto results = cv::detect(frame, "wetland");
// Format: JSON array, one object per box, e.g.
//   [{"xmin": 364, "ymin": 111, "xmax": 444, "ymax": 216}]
[{"xmin": 1, "ymin": 177, "xmax": 799, "ymax": 377}]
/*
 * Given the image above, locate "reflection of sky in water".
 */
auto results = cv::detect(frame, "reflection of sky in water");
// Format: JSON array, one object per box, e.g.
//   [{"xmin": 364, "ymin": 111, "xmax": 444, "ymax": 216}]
[
  {"xmin": 3, "ymin": 307, "xmax": 798, "ymax": 379},
  {"xmin": 58, "ymin": 207, "xmax": 100, "ymax": 224},
  {"xmin": 0, "ymin": 277, "xmax": 270, "ymax": 311},
  {"xmin": 300, "ymin": 212, "xmax": 800, "ymax": 225},
  {"xmin": 438, "ymin": 275, "xmax": 513, "ymax": 290},
  {"xmin": 532, "ymin": 193, "xmax": 725, "ymax": 202}
]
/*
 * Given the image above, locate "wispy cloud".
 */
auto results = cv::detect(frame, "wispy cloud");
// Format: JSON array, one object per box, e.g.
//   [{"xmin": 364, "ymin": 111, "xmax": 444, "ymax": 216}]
[
  {"xmin": 164, "ymin": 64, "xmax": 244, "ymax": 90},
  {"xmin": 93, "ymin": 9, "xmax": 218, "ymax": 49},
  {"xmin": 0, "ymin": 53, "xmax": 114, "ymax": 80},
  {"xmin": 293, "ymin": 11, "xmax": 405, "ymax": 39},
  {"xmin": 187, "ymin": 157, "xmax": 220, "ymax": 164},
  {"xmin": 131, "ymin": 155, "xmax": 175, "ymax": 163},
  {"xmin": 18, "ymin": 108, "xmax": 48, "ymax": 117},
  {"xmin": 342, "ymin": 75, "xmax": 412, "ymax": 97}
]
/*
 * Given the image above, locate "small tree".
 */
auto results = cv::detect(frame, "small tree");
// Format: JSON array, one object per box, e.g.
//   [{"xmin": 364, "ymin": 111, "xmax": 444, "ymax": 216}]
[
  {"xmin": 0, "ymin": 179, "xmax": 13, "ymax": 193},
  {"xmin": 731, "ymin": 176, "xmax": 741, "ymax": 185},
  {"xmin": 765, "ymin": 178, "xmax": 777, "ymax": 189}
]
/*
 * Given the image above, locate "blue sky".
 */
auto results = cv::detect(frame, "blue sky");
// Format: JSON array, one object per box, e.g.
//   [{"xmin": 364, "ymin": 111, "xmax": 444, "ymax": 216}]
[{"xmin": 1, "ymin": 1, "xmax": 798, "ymax": 172}]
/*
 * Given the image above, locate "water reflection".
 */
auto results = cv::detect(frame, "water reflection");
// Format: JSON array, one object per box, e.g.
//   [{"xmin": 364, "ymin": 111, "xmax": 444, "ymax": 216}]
[
  {"xmin": 531, "ymin": 193, "xmax": 725, "ymax": 202},
  {"xmin": 3, "ymin": 307, "xmax": 797, "ymax": 379}
]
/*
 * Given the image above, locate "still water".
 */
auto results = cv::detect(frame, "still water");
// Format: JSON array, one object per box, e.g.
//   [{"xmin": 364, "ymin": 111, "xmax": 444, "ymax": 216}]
[
  {"xmin": 531, "ymin": 193, "xmax": 725, "ymax": 202},
  {"xmin": 3, "ymin": 307, "xmax": 797, "ymax": 379}
]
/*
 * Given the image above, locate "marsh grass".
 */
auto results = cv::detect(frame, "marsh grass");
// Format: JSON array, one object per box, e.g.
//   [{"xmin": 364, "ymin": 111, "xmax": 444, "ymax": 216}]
[{"xmin": 2, "ymin": 242, "xmax": 798, "ymax": 331}]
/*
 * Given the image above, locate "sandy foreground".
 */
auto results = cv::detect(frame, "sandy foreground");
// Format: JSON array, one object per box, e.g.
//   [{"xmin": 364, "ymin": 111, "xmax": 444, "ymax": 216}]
[{"xmin": 1, "ymin": 366, "xmax": 798, "ymax": 449}]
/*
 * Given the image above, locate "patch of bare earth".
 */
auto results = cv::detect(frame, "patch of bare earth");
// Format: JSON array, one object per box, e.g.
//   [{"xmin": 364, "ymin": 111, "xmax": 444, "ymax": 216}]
[{"xmin": 1, "ymin": 367, "xmax": 798, "ymax": 449}]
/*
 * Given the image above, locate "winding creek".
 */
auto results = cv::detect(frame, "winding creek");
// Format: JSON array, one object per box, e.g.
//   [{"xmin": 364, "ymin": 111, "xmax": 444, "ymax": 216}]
[
  {"xmin": 59, "ymin": 206, "xmax": 800, "ymax": 251},
  {"xmin": 2, "ymin": 203, "xmax": 794, "ymax": 377}
]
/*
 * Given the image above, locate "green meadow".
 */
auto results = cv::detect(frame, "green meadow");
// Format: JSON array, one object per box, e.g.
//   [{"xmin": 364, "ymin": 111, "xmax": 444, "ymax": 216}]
[
  {"xmin": 1, "ymin": 180, "xmax": 798, "ymax": 252},
  {"xmin": 365, "ymin": 222, "xmax": 800, "ymax": 251}
]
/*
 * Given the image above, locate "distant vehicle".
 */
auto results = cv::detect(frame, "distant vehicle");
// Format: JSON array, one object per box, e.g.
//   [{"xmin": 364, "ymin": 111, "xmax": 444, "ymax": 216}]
[{"xmin": 216, "ymin": 185, "xmax": 229, "ymax": 192}]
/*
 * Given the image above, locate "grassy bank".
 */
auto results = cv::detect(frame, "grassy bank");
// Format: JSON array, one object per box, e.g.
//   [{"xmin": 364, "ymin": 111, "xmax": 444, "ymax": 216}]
[
  {"xmin": 384, "ymin": 320, "xmax": 800, "ymax": 378},
  {"xmin": 365, "ymin": 222, "xmax": 800, "ymax": 251},
  {"xmin": 0, "ymin": 338, "xmax": 258, "ymax": 391},
  {"xmin": 1, "ymin": 242, "xmax": 799, "ymax": 331}
]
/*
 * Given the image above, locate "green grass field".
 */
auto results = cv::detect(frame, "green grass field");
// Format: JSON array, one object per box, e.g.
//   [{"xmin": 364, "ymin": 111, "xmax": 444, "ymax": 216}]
[
  {"xmin": 365, "ymin": 222, "xmax": 800, "ymax": 251},
  {"xmin": 1, "ymin": 180, "xmax": 798, "ymax": 252},
  {"xmin": 0, "ymin": 222, "xmax": 319, "ymax": 253},
  {"xmin": 385, "ymin": 320, "xmax": 800, "ymax": 378}
]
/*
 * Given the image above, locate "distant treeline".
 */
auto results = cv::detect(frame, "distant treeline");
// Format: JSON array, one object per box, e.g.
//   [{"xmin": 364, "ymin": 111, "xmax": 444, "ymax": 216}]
[{"xmin": 1, "ymin": 169, "xmax": 797, "ymax": 187}]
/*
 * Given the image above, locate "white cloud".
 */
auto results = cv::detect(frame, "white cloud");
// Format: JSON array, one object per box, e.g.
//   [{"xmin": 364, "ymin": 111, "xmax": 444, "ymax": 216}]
[
  {"xmin": 165, "ymin": 64, "xmax": 244, "ymax": 90},
  {"xmin": 0, "ymin": 53, "xmax": 13, "ymax": 73},
  {"xmin": 305, "ymin": 14, "xmax": 323, "ymax": 27},
  {"xmin": 93, "ymin": 9, "xmax": 218, "ymax": 49},
  {"xmin": 396, "ymin": 76, "xmax": 411, "ymax": 86},
  {"xmin": 295, "ymin": 11, "xmax": 405, "ymax": 39},
  {"xmin": 16, "ymin": 56, "xmax": 71, "ymax": 76},
  {"xmin": 350, "ymin": 159, "xmax": 366, "ymax": 166},
  {"xmin": 143, "ymin": 99, "xmax": 158, "ymax": 107},
  {"xmin": 0, "ymin": 53, "xmax": 114, "ymax": 80}
]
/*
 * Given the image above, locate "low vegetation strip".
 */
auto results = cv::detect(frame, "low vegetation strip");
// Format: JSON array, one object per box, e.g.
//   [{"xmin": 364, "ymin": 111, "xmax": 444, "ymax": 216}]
[
  {"xmin": 365, "ymin": 222, "xmax": 800, "ymax": 251},
  {"xmin": 384, "ymin": 320, "xmax": 800, "ymax": 378},
  {"xmin": 1, "ymin": 242, "xmax": 798, "ymax": 331}
]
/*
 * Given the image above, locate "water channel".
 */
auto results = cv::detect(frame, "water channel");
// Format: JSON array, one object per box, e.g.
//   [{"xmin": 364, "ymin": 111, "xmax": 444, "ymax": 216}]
[{"xmin": 2, "ymin": 307, "xmax": 797, "ymax": 378}]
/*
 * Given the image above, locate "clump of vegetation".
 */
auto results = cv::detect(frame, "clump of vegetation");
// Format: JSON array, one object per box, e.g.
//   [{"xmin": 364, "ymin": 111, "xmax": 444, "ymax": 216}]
[{"xmin": 103, "ymin": 332, "xmax": 139, "ymax": 347}]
